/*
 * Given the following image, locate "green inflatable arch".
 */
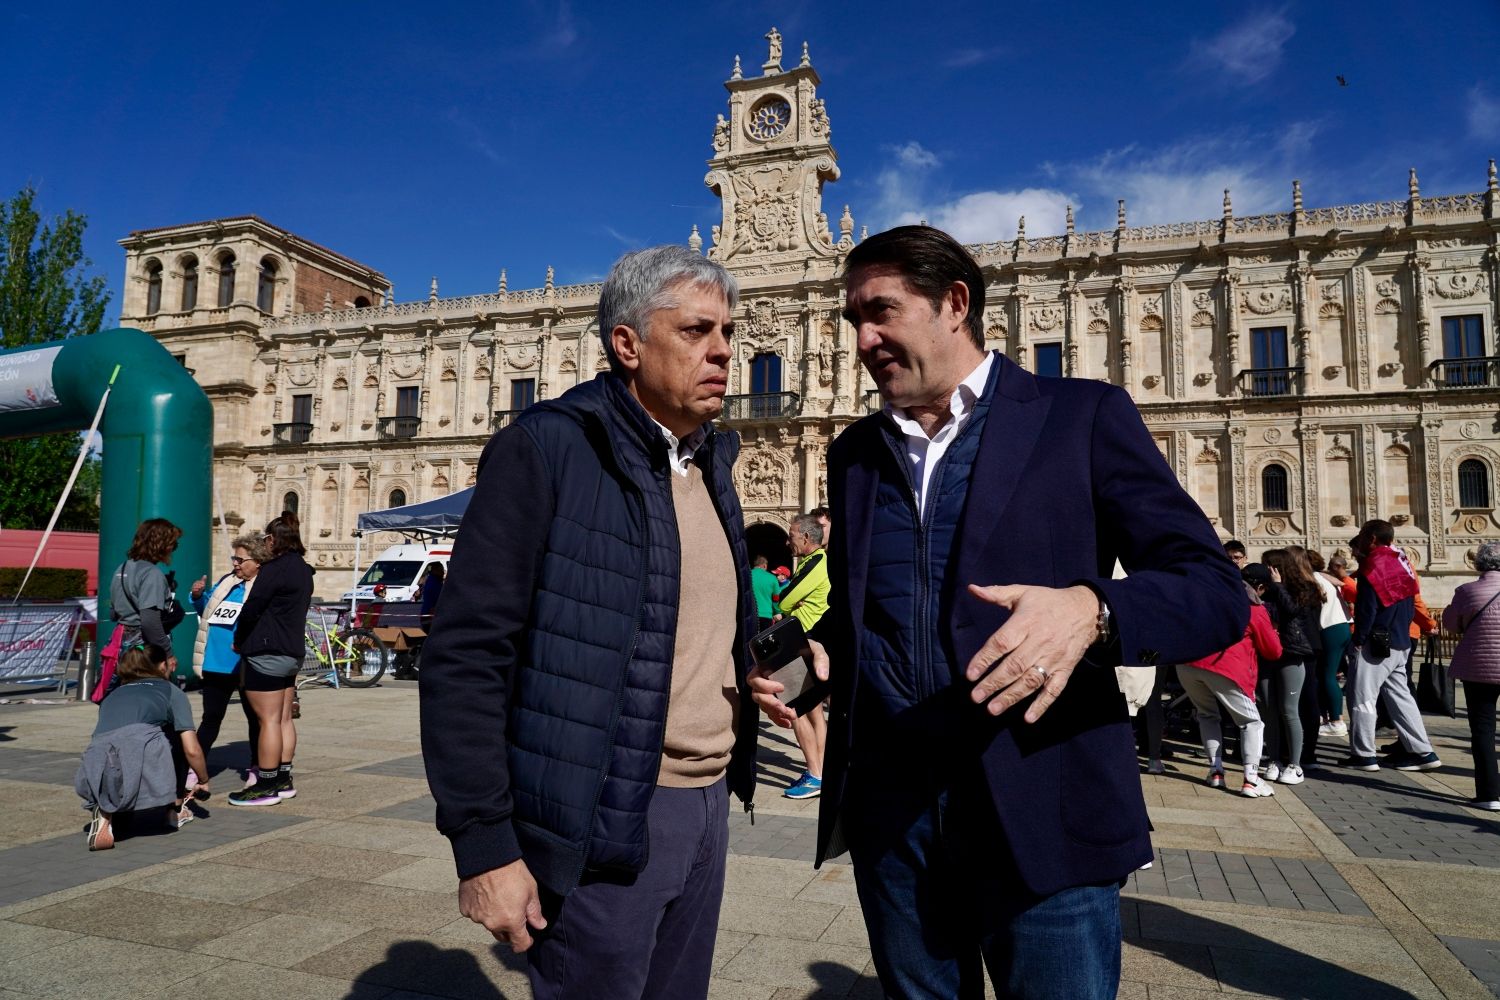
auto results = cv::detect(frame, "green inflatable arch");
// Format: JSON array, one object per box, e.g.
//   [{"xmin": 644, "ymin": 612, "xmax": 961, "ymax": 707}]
[{"xmin": 0, "ymin": 328, "xmax": 212, "ymax": 675}]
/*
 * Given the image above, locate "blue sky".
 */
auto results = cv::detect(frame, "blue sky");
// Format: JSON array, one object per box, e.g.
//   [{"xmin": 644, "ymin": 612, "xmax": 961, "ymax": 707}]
[{"xmin": 4, "ymin": 1, "xmax": 1498, "ymax": 322}]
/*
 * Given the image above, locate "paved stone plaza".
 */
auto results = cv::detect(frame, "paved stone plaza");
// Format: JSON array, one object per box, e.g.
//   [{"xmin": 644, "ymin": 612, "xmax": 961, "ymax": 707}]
[{"xmin": 1, "ymin": 683, "xmax": 1498, "ymax": 999}]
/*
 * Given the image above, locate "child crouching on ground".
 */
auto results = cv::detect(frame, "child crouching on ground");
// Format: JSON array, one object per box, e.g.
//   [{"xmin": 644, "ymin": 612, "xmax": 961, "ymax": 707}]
[{"xmin": 75, "ymin": 646, "xmax": 211, "ymax": 850}]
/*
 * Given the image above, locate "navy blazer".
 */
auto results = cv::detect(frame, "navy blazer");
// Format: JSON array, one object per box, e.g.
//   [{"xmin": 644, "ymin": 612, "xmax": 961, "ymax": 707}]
[{"xmin": 816, "ymin": 353, "xmax": 1247, "ymax": 897}]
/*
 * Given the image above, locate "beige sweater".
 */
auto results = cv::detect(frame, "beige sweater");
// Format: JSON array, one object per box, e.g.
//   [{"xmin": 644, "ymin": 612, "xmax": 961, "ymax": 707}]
[{"xmin": 658, "ymin": 466, "xmax": 740, "ymax": 787}]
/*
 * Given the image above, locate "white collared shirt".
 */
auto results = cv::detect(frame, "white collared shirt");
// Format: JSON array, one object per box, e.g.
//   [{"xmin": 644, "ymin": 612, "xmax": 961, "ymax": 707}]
[
  {"xmin": 652, "ymin": 420, "xmax": 710, "ymax": 477},
  {"xmin": 884, "ymin": 351, "xmax": 996, "ymax": 520}
]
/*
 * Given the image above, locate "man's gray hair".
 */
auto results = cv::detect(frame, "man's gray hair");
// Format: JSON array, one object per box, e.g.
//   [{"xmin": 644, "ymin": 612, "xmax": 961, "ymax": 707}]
[
  {"xmin": 790, "ymin": 513, "xmax": 824, "ymax": 546},
  {"xmin": 597, "ymin": 245, "xmax": 738, "ymax": 371},
  {"xmin": 1477, "ymin": 540, "xmax": 1500, "ymax": 573}
]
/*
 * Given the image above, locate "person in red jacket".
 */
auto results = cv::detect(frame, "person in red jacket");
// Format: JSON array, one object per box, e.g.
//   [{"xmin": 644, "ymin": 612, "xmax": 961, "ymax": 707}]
[{"xmin": 1177, "ymin": 575, "xmax": 1283, "ymax": 797}]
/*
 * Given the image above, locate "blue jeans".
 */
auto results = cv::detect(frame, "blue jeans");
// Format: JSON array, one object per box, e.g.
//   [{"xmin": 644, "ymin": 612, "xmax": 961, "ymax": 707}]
[{"xmin": 846, "ymin": 773, "xmax": 1121, "ymax": 999}]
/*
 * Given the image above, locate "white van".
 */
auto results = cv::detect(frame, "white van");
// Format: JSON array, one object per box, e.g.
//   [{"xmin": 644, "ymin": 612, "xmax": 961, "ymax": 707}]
[{"xmin": 341, "ymin": 542, "xmax": 453, "ymax": 603}]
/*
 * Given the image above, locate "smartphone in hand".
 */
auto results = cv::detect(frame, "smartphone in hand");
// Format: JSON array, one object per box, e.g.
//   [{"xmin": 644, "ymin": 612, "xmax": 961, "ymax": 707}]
[{"xmin": 750, "ymin": 617, "xmax": 824, "ymax": 716}]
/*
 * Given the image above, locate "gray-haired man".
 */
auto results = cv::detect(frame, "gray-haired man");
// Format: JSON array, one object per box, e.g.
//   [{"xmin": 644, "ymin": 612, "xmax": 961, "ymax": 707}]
[{"xmin": 420, "ymin": 245, "xmax": 760, "ymax": 999}]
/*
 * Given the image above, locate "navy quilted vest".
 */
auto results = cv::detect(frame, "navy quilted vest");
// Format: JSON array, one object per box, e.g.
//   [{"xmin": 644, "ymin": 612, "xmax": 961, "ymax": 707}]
[
  {"xmin": 857, "ymin": 364, "xmax": 996, "ymax": 733},
  {"xmin": 508, "ymin": 375, "xmax": 758, "ymax": 893}
]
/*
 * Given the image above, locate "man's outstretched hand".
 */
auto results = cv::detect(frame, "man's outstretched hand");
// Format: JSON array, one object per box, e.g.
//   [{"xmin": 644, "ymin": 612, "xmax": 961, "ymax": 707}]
[
  {"xmin": 964, "ymin": 584, "xmax": 1100, "ymax": 724},
  {"xmin": 460, "ymin": 858, "xmax": 548, "ymax": 953},
  {"xmin": 747, "ymin": 638, "xmax": 829, "ymax": 729}
]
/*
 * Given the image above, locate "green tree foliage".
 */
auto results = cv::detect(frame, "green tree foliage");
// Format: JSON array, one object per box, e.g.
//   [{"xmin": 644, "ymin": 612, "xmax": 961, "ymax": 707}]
[{"xmin": 0, "ymin": 186, "xmax": 111, "ymax": 530}]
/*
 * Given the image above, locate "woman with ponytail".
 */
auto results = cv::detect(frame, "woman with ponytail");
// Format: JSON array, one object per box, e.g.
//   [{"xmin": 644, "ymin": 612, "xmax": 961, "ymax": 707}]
[{"xmin": 228, "ymin": 511, "xmax": 313, "ymax": 806}]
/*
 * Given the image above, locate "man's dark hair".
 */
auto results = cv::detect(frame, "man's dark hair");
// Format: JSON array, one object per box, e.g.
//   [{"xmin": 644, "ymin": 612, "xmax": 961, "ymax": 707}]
[
  {"xmin": 1359, "ymin": 519, "xmax": 1396, "ymax": 546},
  {"xmin": 843, "ymin": 225, "xmax": 987, "ymax": 349},
  {"xmin": 809, "ymin": 505, "xmax": 830, "ymax": 521},
  {"xmin": 1222, "ymin": 539, "xmax": 1246, "ymax": 557}
]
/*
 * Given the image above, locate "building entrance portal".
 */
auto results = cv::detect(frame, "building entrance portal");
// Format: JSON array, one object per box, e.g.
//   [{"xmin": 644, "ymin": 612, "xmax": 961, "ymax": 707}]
[{"xmin": 745, "ymin": 522, "xmax": 792, "ymax": 573}]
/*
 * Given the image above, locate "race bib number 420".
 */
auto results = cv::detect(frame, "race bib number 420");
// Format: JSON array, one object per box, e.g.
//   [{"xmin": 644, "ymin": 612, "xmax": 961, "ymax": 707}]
[{"xmin": 208, "ymin": 601, "xmax": 243, "ymax": 626}]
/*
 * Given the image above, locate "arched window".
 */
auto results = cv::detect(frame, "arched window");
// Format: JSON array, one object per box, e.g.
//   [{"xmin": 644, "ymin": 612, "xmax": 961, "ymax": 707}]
[
  {"xmin": 388, "ymin": 489, "xmax": 407, "ymax": 508},
  {"xmin": 179, "ymin": 255, "xmax": 198, "ymax": 311},
  {"xmin": 144, "ymin": 260, "xmax": 163, "ymax": 315},
  {"xmin": 217, "ymin": 252, "xmax": 236, "ymax": 307},
  {"xmin": 257, "ymin": 257, "xmax": 279, "ymax": 313},
  {"xmin": 353, "ymin": 295, "xmax": 371, "ymax": 308},
  {"xmin": 281, "ymin": 491, "xmax": 300, "ymax": 515},
  {"xmin": 1261, "ymin": 463, "xmax": 1290, "ymax": 512},
  {"xmin": 1459, "ymin": 459, "xmax": 1491, "ymax": 509}
]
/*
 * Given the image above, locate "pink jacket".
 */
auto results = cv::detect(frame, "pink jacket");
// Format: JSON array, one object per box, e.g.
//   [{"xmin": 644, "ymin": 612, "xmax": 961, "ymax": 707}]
[{"xmin": 1443, "ymin": 571, "xmax": 1500, "ymax": 684}]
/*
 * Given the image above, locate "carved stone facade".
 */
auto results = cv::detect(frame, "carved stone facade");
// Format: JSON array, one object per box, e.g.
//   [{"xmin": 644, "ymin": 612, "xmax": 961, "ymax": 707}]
[{"xmin": 121, "ymin": 33, "xmax": 1500, "ymax": 603}]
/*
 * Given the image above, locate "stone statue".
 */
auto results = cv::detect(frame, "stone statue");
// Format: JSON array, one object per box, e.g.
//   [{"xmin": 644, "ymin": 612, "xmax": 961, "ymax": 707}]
[
  {"xmin": 712, "ymin": 114, "xmax": 730, "ymax": 152},
  {"xmin": 764, "ymin": 27, "xmax": 782, "ymax": 71},
  {"xmin": 809, "ymin": 98, "xmax": 830, "ymax": 137}
]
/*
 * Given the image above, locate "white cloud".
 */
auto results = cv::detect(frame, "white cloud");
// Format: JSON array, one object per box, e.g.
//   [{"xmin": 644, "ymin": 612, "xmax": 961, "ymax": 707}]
[
  {"xmin": 1468, "ymin": 84, "xmax": 1500, "ymax": 142},
  {"xmin": 869, "ymin": 141, "xmax": 1075, "ymax": 242},
  {"xmin": 1189, "ymin": 9, "xmax": 1295, "ymax": 85},
  {"xmin": 943, "ymin": 46, "xmax": 1006, "ymax": 70},
  {"xmin": 602, "ymin": 225, "xmax": 642, "ymax": 248}
]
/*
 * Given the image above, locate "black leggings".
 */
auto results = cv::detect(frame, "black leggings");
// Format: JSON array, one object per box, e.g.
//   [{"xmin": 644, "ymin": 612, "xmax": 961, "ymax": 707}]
[
  {"xmin": 1141, "ymin": 663, "xmax": 1175, "ymax": 759},
  {"xmin": 1465, "ymin": 681, "xmax": 1500, "ymax": 802},
  {"xmin": 198, "ymin": 668, "xmax": 260, "ymax": 767}
]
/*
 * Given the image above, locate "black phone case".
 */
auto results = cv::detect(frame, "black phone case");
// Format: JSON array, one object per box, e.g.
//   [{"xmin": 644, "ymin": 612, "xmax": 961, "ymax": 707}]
[{"xmin": 750, "ymin": 617, "xmax": 824, "ymax": 716}]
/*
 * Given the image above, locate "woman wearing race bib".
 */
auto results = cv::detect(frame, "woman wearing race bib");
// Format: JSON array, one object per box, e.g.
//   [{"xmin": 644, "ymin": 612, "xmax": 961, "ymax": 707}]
[{"xmin": 191, "ymin": 534, "xmax": 267, "ymax": 781}]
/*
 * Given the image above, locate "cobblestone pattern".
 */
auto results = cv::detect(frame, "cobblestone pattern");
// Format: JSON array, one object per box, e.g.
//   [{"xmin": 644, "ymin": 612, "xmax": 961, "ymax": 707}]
[
  {"xmin": 1440, "ymin": 936, "xmax": 1500, "ymax": 998},
  {"xmin": 729, "ymin": 808, "xmax": 819, "ymax": 862},
  {"xmin": 1292, "ymin": 764, "xmax": 1500, "ymax": 866},
  {"xmin": 1126, "ymin": 847, "xmax": 1373, "ymax": 915}
]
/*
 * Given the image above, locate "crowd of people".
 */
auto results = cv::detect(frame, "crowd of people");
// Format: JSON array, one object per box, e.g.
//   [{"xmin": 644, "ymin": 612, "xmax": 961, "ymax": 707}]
[
  {"xmin": 74, "ymin": 510, "xmax": 316, "ymax": 848},
  {"xmin": 1146, "ymin": 524, "xmax": 1500, "ymax": 811}
]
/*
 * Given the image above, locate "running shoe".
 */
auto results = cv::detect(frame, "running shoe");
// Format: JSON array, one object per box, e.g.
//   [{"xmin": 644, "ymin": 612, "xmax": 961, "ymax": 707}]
[
  {"xmin": 86, "ymin": 807, "xmax": 114, "ymax": 852},
  {"xmin": 1207, "ymin": 770, "xmax": 1225, "ymax": 789},
  {"xmin": 277, "ymin": 776, "xmax": 297, "ymax": 800},
  {"xmin": 1145, "ymin": 759, "xmax": 1165, "ymax": 776},
  {"xmin": 1264, "ymin": 762, "xmax": 1282, "ymax": 782},
  {"xmin": 1328, "ymin": 720, "xmax": 1348, "ymax": 737},
  {"xmin": 1391, "ymin": 751, "xmax": 1442, "ymax": 772},
  {"xmin": 783, "ymin": 774, "xmax": 822, "ymax": 799},
  {"xmin": 1240, "ymin": 778, "xmax": 1276, "ymax": 798},
  {"xmin": 229, "ymin": 781, "xmax": 285, "ymax": 807},
  {"xmin": 167, "ymin": 803, "xmax": 195, "ymax": 830},
  {"xmin": 1338, "ymin": 754, "xmax": 1381, "ymax": 771},
  {"xmin": 1467, "ymin": 799, "xmax": 1500, "ymax": 811},
  {"xmin": 1277, "ymin": 764, "xmax": 1305, "ymax": 785}
]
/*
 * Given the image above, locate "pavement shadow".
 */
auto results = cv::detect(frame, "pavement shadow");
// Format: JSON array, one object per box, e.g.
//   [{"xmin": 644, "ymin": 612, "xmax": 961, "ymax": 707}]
[
  {"xmin": 1386, "ymin": 806, "xmax": 1500, "ymax": 832},
  {"xmin": 1130, "ymin": 899, "xmax": 1425, "ymax": 998},
  {"xmin": 0, "ymin": 725, "xmax": 13, "ymax": 741},
  {"xmin": 808, "ymin": 958, "xmax": 875, "ymax": 997},
  {"xmin": 344, "ymin": 939, "xmax": 521, "ymax": 998}
]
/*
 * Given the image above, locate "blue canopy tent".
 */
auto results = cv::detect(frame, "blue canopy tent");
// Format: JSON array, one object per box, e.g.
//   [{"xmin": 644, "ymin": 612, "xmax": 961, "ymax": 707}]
[{"xmin": 349, "ymin": 488, "xmax": 473, "ymax": 613}]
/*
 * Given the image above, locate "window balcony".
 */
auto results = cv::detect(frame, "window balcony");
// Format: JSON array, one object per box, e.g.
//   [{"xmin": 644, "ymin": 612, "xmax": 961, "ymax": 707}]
[
  {"xmin": 272, "ymin": 422, "xmax": 312, "ymax": 445},
  {"xmin": 1236, "ymin": 367, "xmax": 1304, "ymax": 398},
  {"xmin": 376, "ymin": 416, "xmax": 421, "ymax": 441},
  {"xmin": 864, "ymin": 389, "xmax": 883, "ymax": 414},
  {"xmin": 492, "ymin": 409, "xmax": 522, "ymax": 430},
  {"xmin": 721, "ymin": 392, "xmax": 800, "ymax": 422},
  {"xmin": 1428, "ymin": 357, "xmax": 1500, "ymax": 388}
]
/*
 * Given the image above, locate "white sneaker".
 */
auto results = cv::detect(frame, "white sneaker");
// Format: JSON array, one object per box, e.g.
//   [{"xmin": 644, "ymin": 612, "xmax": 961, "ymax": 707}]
[
  {"xmin": 1330, "ymin": 721, "xmax": 1348, "ymax": 737},
  {"xmin": 1264, "ymin": 762, "xmax": 1281, "ymax": 782},
  {"xmin": 1241, "ymin": 778, "xmax": 1277, "ymax": 798},
  {"xmin": 1278, "ymin": 764, "xmax": 1305, "ymax": 785},
  {"xmin": 1318, "ymin": 723, "xmax": 1334, "ymax": 736}
]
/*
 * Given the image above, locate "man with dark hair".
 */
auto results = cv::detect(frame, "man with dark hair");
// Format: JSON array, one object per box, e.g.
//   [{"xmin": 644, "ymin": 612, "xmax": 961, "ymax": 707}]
[
  {"xmin": 1223, "ymin": 539, "xmax": 1248, "ymax": 568},
  {"xmin": 750, "ymin": 225, "xmax": 1246, "ymax": 999},
  {"xmin": 1341, "ymin": 519, "xmax": 1441, "ymax": 771},
  {"xmin": 420, "ymin": 246, "xmax": 760, "ymax": 999}
]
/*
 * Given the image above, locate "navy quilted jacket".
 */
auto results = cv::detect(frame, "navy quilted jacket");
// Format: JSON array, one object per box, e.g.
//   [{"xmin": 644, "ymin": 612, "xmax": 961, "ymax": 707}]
[{"xmin": 419, "ymin": 373, "xmax": 759, "ymax": 893}]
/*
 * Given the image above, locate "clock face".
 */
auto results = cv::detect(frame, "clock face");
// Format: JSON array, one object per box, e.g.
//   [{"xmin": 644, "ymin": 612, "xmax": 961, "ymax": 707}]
[{"xmin": 747, "ymin": 96, "xmax": 791, "ymax": 141}]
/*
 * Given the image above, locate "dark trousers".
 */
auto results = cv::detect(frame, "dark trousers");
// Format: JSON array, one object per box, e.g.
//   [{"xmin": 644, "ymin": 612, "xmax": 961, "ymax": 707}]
[
  {"xmin": 845, "ymin": 766, "xmax": 1120, "ymax": 1000},
  {"xmin": 1464, "ymin": 681, "xmax": 1500, "ymax": 802},
  {"xmin": 1140, "ymin": 663, "xmax": 1174, "ymax": 760},
  {"xmin": 1299, "ymin": 659, "xmax": 1322, "ymax": 768},
  {"xmin": 527, "ymin": 779, "xmax": 729, "ymax": 1000},
  {"xmin": 197, "ymin": 668, "xmax": 259, "ymax": 767}
]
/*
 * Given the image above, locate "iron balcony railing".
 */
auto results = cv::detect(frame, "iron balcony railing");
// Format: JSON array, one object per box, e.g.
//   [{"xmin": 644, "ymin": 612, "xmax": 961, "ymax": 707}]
[
  {"xmin": 376, "ymin": 416, "xmax": 421, "ymax": 440},
  {"xmin": 1236, "ymin": 366, "xmax": 1304, "ymax": 398},
  {"xmin": 721, "ymin": 392, "xmax": 800, "ymax": 422},
  {"xmin": 492, "ymin": 409, "xmax": 523, "ymax": 430},
  {"xmin": 272, "ymin": 422, "xmax": 312, "ymax": 445},
  {"xmin": 1428, "ymin": 356, "xmax": 1500, "ymax": 388}
]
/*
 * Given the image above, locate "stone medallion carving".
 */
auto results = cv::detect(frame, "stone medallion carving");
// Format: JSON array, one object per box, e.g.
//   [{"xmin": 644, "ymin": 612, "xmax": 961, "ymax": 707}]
[
  {"xmin": 1031, "ymin": 305, "xmax": 1063, "ymax": 331},
  {"xmin": 1429, "ymin": 272, "xmax": 1489, "ymax": 299},
  {"xmin": 1465, "ymin": 514, "xmax": 1489, "ymax": 534},
  {"xmin": 390, "ymin": 354, "xmax": 423, "ymax": 379},
  {"xmin": 1265, "ymin": 516, "xmax": 1287, "ymax": 536},
  {"xmin": 1264, "ymin": 428, "xmax": 1282, "ymax": 444},
  {"xmin": 1374, "ymin": 278, "xmax": 1400, "ymax": 299},
  {"xmin": 505, "ymin": 345, "xmax": 540, "ymax": 370},
  {"xmin": 1241, "ymin": 287, "xmax": 1292, "ymax": 315},
  {"xmin": 1462, "ymin": 421, "xmax": 1481, "ymax": 440}
]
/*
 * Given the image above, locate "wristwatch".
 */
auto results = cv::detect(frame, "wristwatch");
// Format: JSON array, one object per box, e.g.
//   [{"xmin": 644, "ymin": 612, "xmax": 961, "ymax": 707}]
[{"xmin": 1094, "ymin": 600, "xmax": 1113, "ymax": 645}]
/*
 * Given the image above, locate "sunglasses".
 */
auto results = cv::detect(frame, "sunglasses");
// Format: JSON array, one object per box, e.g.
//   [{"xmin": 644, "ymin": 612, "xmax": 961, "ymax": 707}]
[{"xmin": 230, "ymin": 556, "xmax": 256, "ymax": 565}]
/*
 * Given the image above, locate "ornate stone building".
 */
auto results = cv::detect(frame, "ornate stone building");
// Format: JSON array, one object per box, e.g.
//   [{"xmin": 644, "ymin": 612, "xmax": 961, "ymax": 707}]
[{"xmin": 121, "ymin": 30, "xmax": 1500, "ymax": 602}]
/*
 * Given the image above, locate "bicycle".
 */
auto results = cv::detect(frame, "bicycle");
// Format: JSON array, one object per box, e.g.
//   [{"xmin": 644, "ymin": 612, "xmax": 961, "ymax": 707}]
[{"xmin": 300, "ymin": 605, "xmax": 388, "ymax": 688}]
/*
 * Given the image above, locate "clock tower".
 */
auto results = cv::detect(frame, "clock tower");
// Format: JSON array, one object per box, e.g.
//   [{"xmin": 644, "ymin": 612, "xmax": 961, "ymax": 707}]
[{"xmin": 704, "ymin": 28, "xmax": 852, "ymax": 264}]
